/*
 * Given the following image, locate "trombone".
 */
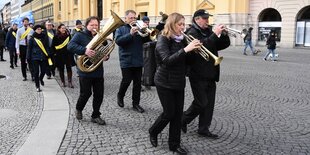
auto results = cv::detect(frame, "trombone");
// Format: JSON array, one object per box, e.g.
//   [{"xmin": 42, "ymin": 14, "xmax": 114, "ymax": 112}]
[
  {"xmin": 130, "ymin": 20, "xmax": 158, "ymax": 41},
  {"xmin": 181, "ymin": 31, "xmax": 223, "ymax": 66}
]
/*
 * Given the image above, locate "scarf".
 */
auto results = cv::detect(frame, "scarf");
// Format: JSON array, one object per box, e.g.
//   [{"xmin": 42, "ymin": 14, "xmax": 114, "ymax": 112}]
[{"xmin": 172, "ymin": 34, "xmax": 184, "ymax": 43}]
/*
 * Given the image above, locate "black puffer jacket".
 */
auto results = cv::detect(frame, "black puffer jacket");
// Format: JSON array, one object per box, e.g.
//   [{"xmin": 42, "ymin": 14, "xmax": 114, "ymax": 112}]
[
  {"xmin": 154, "ymin": 35, "xmax": 188, "ymax": 90},
  {"xmin": 186, "ymin": 23, "xmax": 230, "ymax": 82}
]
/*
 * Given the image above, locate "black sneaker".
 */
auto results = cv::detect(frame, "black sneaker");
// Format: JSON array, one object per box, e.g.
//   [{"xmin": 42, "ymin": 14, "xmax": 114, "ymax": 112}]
[
  {"xmin": 75, "ymin": 110, "xmax": 83, "ymax": 120},
  {"xmin": 91, "ymin": 117, "xmax": 106, "ymax": 125}
]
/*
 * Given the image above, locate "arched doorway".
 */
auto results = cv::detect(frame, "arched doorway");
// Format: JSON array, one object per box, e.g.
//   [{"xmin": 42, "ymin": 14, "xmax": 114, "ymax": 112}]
[
  {"xmin": 295, "ymin": 5, "xmax": 310, "ymax": 47},
  {"xmin": 258, "ymin": 8, "xmax": 282, "ymax": 42}
]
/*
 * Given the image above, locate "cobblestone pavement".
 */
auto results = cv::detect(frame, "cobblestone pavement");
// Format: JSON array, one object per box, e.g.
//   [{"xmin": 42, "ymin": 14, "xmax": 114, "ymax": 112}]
[
  {"xmin": 56, "ymin": 46, "xmax": 310, "ymax": 155},
  {"xmin": 0, "ymin": 51, "xmax": 43, "ymax": 155}
]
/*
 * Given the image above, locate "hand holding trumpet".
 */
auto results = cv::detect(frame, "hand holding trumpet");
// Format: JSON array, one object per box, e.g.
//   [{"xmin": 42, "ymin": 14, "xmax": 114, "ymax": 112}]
[{"xmin": 184, "ymin": 39, "xmax": 202, "ymax": 53}]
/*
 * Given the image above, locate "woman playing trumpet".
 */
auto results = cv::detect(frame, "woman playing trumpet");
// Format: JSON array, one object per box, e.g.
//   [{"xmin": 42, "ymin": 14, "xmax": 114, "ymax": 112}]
[{"xmin": 148, "ymin": 12, "xmax": 201, "ymax": 155}]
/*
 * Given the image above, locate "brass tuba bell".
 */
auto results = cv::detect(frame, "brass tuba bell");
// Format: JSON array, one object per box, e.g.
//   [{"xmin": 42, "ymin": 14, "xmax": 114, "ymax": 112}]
[{"xmin": 76, "ymin": 10, "xmax": 125, "ymax": 72}]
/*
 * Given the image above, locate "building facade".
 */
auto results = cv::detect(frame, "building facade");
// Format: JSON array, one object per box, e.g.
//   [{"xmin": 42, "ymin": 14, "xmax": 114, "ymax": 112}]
[
  {"xmin": 3, "ymin": 0, "xmax": 309, "ymax": 48},
  {"xmin": 10, "ymin": 0, "xmax": 24, "ymax": 21},
  {"xmin": 21, "ymin": 0, "xmax": 53, "ymax": 24},
  {"xmin": 1, "ymin": 2, "xmax": 11, "ymax": 27}
]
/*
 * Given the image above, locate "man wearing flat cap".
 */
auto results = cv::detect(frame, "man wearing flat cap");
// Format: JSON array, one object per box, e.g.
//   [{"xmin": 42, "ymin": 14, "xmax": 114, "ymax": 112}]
[{"xmin": 182, "ymin": 9, "xmax": 230, "ymax": 139}]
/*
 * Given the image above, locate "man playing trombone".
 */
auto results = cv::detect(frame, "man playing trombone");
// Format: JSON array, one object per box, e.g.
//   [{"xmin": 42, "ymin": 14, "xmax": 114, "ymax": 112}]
[{"xmin": 182, "ymin": 9, "xmax": 230, "ymax": 138}]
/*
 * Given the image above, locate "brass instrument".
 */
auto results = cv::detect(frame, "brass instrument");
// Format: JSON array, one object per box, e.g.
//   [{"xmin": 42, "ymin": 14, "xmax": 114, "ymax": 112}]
[
  {"xmin": 223, "ymin": 27, "xmax": 247, "ymax": 39},
  {"xmin": 76, "ymin": 10, "xmax": 125, "ymax": 72},
  {"xmin": 181, "ymin": 31, "xmax": 223, "ymax": 66},
  {"xmin": 130, "ymin": 20, "xmax": 158, "ymax": 41}
]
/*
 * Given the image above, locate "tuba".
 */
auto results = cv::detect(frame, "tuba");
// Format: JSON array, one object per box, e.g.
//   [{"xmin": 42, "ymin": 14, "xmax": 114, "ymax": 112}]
[{"xmin": 76, "ymin": 10, "xmax": 125, "ymax": 72}]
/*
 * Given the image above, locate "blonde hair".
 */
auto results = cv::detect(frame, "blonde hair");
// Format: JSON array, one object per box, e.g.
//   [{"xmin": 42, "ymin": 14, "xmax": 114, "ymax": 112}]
[{"xmin": 162, "ymin": 13, "xmax": 185, "ymax": 39}]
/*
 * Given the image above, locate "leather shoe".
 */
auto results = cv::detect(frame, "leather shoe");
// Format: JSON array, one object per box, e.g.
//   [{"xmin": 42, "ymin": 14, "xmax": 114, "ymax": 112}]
[
  {"xmin": 91, "ymin": 117, "xmax": 106, "ymax": 125},
  {"xmin": 75, "ymin": 110, "xmax": 83, "ymax": 120},
  {"xmin": 149, "ymin": 134, "xmax": 158, "ymax": 147},
  {"xmin": 23, "ymin": 77, "xmax": 27, "ymax": 81},
  {"xmin": 133, "ymin": 105, "xmax": 144, "ymax": 113},
  {"xmin": 117, "ymin": 94, "xmax": 124, "ymax": 107},
  {"xmin": 171, "ymin": 147, "xmax": 187, "ymax": 155},
  {"xmin": 198, "ymin": 131, "xmax": 219, "ymax": 139},
  {"xmin": 181, "ymin": 122, "xmax": 187, "ymax": 133}
]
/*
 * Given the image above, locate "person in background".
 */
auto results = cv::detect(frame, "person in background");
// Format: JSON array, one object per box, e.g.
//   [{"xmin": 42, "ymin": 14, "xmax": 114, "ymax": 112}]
[
  {"xmin": 263, "ymin": 29, "xmax": 277, "ymax": 61},
  {"xmin": 15, "ymin": 17, "xmax": 34, "ymax": 81},
  {"xmin": 44, "ymin": 20, "xmax": 56, "ymax": 79},
  {"xmin": 243, "ymin": 27, "xmax": 256, "ymax": 55},
  {"xmin": 155, "ymin": 12, "xmax": 168, "ymax": 32},
  {"xmin": 141, "ymin": 16, "xmax": 152, "ymax": 91},
  {"xmin": 149, "ymin": 12, "xmax": 201, "ymax": 155},
  {"xmin": 71, "ymin": 20, "xmax": 83, "ymax": 37},
  {"xmin": 5, "ymin": 23, "xmax": 18, "ymax": 68},
  {"xmin": 68, "ymin": 16, "xmax": 109, "ymax": 125},
  {"xmin": 0, "ymin": 25, "xmax": 6, "ymax": 61},
  {"xmin": 52, "ymin": 24, "xmax": 73, "ymax": 88},
  {"xmin": 115, "ymin": 10, "xmax": 150, "ymax": 113},
  {"xmin": 27, "ymin": 25, "xmax": 50, "ymax": 92}
]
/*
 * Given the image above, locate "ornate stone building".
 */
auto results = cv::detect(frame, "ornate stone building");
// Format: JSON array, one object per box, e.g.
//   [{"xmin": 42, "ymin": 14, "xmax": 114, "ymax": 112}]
[{"xmin": 9, "ymin": 0, "xmax": 310, "ymax": 48}]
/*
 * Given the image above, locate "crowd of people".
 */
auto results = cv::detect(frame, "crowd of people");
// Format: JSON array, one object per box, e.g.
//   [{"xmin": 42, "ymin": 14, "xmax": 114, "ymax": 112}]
[{"xmin": 0, "ymin": 9, "xmax": 278, "ymax": 154}]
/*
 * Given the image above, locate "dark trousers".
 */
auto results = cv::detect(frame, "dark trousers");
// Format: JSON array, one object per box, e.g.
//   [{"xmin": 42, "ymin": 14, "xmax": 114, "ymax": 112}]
[
  {"xmin": 149, "ymin": 85, "xmax": 184, "ymax": 150},
  {"xmin": 117, "ymin": 67, "xmax": 142, "ymax": 105},
  {"xmin": 19, "ymin": 45, "xmax": 28, "ymax": 78},
  {"xmin": 33, "ymin": 60, "xmax": 46, "ymax": 88},
  {"xmin": 45, "ymin": 64, "xmax": 55, "ymax": 77},
  {"xmin": 76, "ymin": 77, "xmax": 104, "ymax": 118},
  {"xmin": 46, "ymin": 55, "xmax": 55, "ymax": 77},
  {"xmin": 0, "ymin": 46, "xmax": 4, "ymax": 60},
  {"xmin": 182, "ymin": 79, "xmax": 216, "ymax": 134},
  {"xmin": 9, "ymin": 49, "xmax": 18, "ymax": 66}
]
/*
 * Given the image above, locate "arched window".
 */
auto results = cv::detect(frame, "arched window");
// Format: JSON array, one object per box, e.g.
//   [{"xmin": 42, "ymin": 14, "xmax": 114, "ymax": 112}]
[
  {"xmin": 258, "ymin": 8, "xmax": 282, "ymax": 42},
  {"xmin": 296, "ymin": 6, "xmax": 310, "ymax": 47}
]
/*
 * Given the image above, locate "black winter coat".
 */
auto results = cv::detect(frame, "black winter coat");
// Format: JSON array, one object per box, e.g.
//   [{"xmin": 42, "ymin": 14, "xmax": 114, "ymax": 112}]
[
  {"xmin": 27, "ymin": 32, "xmax": 50, "ymax": 61},
  {"xmin": 186, "ymin": 23, "xmax": 230, "ymax": 82},
  {"xmin": 266, "ymin": 34, "xmax": 276, "ymax": 50},
  {"xmin": 154, "ymin": 35, "xmax": 188, "ymax": 90}
]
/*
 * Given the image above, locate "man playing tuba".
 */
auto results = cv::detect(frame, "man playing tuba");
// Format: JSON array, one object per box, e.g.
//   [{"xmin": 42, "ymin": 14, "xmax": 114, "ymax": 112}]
[{"xmin": 68, "ymin": 16, "xmax": 109, "ymax": 125}]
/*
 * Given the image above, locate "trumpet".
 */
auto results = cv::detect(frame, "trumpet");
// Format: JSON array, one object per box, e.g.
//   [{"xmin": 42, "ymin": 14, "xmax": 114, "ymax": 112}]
[
  {"xmin": 181, "ymin": 31, "xmax": 223, "ymax": 66},
  {"xmin": 130, "ymin": 20, "xmax": 158, "ymax": 41},
  {"xmin": 223, "ymin": 26, "xmax": 247, "ymax": 39}
]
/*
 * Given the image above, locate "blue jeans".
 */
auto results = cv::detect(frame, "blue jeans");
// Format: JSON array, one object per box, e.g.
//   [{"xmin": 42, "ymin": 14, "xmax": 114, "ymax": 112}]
[
  {"xmin": 264, "ymin": 49, "xmax": 275, "ymax": 60},
  {"xmin": 244, "ymin": 40, "xmax": 254, "ymax": 54}
]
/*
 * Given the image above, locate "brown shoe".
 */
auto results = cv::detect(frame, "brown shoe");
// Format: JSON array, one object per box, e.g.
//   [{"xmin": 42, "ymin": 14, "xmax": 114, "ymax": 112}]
[{"xmin": 75, "ymin": 110, "xmax": 83, "ymax": 120}]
